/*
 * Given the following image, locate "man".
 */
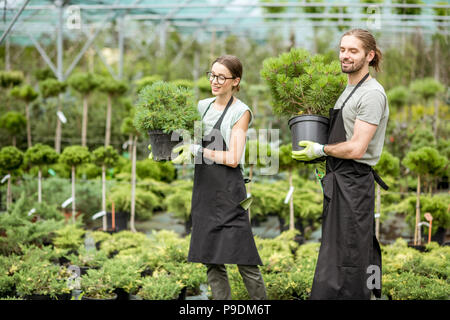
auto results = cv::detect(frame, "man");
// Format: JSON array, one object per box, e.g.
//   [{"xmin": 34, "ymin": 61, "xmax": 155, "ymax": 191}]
[{"xmin": 292, "ymin": 29, "xmax": 389, "ymax": 300}]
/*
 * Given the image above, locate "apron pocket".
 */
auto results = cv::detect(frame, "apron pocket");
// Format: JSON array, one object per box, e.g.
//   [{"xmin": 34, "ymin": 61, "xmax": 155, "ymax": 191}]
[
  {"xmin": 215, "ymin": 190, "xmax": 246, "ymax": 227},
  {"xmin": 320, "ymin": 173, "xmax": 333, "ymax": 219}
]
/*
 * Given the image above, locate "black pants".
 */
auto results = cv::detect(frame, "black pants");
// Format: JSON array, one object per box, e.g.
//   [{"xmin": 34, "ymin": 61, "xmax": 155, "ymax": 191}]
[{"xmin": 206, "ymin": 264, "xmax": 267, "ymax": 300}]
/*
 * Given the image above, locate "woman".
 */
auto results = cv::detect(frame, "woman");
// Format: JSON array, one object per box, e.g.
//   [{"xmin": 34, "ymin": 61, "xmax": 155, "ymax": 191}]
[{"xmin": 172, "ymin": 55, "xmax": 266, "ymax": 300}]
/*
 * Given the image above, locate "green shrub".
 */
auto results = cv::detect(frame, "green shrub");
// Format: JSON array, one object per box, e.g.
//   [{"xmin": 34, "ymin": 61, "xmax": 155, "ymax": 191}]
[
  {"xmin": 107, "ymin": 184, "xmax": 158, "ymax": 220},
  {"xmin": 138, "ymin": 270, "xmax": 183, "ymax": 300},
  {"xmin": 53, "ymin": 223, "xmax": 85, "ymax": 251}
]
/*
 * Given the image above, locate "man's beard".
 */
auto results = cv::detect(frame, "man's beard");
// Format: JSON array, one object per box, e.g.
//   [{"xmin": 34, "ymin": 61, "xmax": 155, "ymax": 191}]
[{"xmin": 341, "ymin": 58, "xmax": 365, "ymax": 74}]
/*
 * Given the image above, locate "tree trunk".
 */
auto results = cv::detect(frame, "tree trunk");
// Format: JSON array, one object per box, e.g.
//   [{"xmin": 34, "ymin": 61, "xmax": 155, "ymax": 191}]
[
  {"xmin": 81, "ymin": 95, "xmax": 88, "ymax": 147},
  {"xmin": 414, "ymin": 175, "xmax": 421, "ymax": 245},
  {"xmin": 26, "ymin": 102, "xmax": 32, "ymax": 148},
  {"xmin": 102, "ymin": 164, "xmax": 107, "ymax": 231},
  {"xmin": 6, "ymin": 172, "xmax": 11, "ymax": 210},
  {"xmin": 72, "ymin": 165, "xmax": 76, "ymax": 223},
  {"xmin": 375, "ymin": 184, "xmax": 381, "ymax": 240},
  {"xmin": 289, "ymin": 168, "xmax": 294, "ymax": 231},
  {"xmin": 130, "ymin": 135, "xmax": 137, "ymax": 232},
  {"xmin": 128, "ymin": 133, "xmax": 132, "ymax": 156},
  {"xmin": 55, "ymin": 96, "xmax": 62, "ymax": 153},
  {"xmin": 433, "ymin": 38, "xmax": 439, "ymax": 139},
  {"xmin": 38, "ymin": 168, "xmax": 42, "ymax": 203},
  {"xmin": 105, "ymin": 95, "xmax": 112, "ymax": 147}
]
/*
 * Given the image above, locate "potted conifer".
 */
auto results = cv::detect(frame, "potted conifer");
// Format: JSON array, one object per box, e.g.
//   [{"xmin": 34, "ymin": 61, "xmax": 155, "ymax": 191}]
[
  {"xmin": 261, "ymin": 48, "xmax": 346, "ymax": 161},
  {"xmin": 24, "ymin": 143, "xmax": 59, "ymax": 203},
  {"xmin": 133, "ymin": 81, "xmax": 200, "ymax": 161},
  {"xmin": 0, "ymin": 146, "xmax": 23, "ymax": 210}
]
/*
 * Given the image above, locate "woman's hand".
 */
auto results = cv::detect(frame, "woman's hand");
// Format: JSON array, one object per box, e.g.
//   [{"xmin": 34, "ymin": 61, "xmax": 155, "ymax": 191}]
[{"xmin": 203, "ymin": 110, "xmax": 250, "ymax": 168}]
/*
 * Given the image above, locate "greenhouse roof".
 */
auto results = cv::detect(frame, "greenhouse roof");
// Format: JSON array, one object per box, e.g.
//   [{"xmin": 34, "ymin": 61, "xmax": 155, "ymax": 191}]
[{"xmin": 1, "ymin": 0, "xmax": 449, "ymax": 44}]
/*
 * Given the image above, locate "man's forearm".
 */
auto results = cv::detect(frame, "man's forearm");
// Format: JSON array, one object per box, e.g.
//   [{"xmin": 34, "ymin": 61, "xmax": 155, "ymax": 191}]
[{"xmin": 324, "ymin": 140, "xmax": 366, "ymax": 160}]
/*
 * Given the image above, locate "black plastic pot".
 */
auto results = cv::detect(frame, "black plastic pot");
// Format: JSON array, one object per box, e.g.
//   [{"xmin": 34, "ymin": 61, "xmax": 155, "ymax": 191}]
[
  {"xmin": 106, "ymin": 211, "xmax": 128, "ymax": 232},
  {"xmin": 288, "ymin": 114, "xmax": 329, "ymax": 164},
  {"xmin": 81, "ymin": 293, "xmax": 117, "ymax": 301},
  {"xmin": 148, "ymin": 130, "xmax": 182, "ymax": 161}
]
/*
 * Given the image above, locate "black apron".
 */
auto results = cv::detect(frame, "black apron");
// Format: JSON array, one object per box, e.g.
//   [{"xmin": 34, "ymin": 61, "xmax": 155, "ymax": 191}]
[
  {"xmin": 187, "ymin": 97, "xmax": 262, "ymax": 266},
  {"xmin": 310, "ymin": 74, "xmax": 388, "ymax": 300}
]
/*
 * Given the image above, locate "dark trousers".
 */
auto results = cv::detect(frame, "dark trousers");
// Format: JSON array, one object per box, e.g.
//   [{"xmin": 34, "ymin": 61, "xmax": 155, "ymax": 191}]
[{"xmin": 206, "ymin": 264, "xmax": 267, "ymax": 300}]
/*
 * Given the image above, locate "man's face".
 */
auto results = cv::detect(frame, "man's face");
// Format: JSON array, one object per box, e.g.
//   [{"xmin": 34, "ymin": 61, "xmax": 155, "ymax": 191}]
[{"xmin": 339, "ymin": 35, "xmax": 371, "ymax": 74}]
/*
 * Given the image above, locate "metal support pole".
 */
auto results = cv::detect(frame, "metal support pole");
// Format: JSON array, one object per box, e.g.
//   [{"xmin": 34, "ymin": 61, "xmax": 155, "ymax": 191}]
[
  {"xmin": 56, "ymin": 0, "xmax": 63, "ymax": 81},
  {"xmin": 118, "ymin": 15, "xmax": 124, "ymax": 79},
  {"xmin": 0, "ymin": 0, "xmax": 30, "ymax": 45}
]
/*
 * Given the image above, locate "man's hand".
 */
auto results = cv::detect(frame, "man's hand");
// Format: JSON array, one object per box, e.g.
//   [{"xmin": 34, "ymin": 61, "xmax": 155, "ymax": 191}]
[
  {"xmin": 291, "ymin": 141, "xmax": 326, "ymax": 162},
  {"xmin": 171, "ymin": 144, "xmax": 202, "ymax": 164}
]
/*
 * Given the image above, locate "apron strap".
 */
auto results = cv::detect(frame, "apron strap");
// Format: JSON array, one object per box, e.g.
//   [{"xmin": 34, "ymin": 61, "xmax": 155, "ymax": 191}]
[
  {"xmin": 340, "ymin": 72, "xmax": 370, "ymax": 110},
  {"xmin": 372, "ymin": 168, "xmax": 389, "ymax": 191}
]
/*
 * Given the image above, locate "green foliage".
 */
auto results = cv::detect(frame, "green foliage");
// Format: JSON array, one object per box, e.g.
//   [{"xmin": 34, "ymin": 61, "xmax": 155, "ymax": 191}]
[
  {"xmin": 260, "ymin": 48, "xmax": 346, "ymax": 116},
  {"xmin": 107, "ymin": 184, "xmax": 158, "ymax": 220},
  {"xmin": 120, "ymin": 116, "xmax": 139, "ymax": 136},
  {"xmin": 100, "ymin": 256, "xmax": 144, "ymax": 294},
  {"xmin": 260, "ymin": 0, "xmax": 287, "ymax": 14},
  {"xmin": 395, "ymin": 194, "xmax": 450, "ymax": 232},
  {"xmin": 134, "ymin": 75, "xmax": 163, "ymax": 93},
  {"xmin": 133, "ymin": 81, "xmax": 200, "ymax": 134},
  {"xmin": 245, "ymin": 139, "xmax": 272, "ymax": 168},
  {"xmin": 53, "ymin": 223, "xmax": 86, "ymax": 251},
  {"xmin": 80, "ymin": 268, "xmax": 116, "ymax": 299},
  {"xmin": 39, "ymin": 79, "xmax": 66, "ymax": 98},
  {"xmin": 25, "ymin": 143, "xmax": 59, "ymax": 167},
  {"xmin": 387, "ymin": 85, "xmax": 410, "ymax": 109},
  {"xmin": 408, "ymin": 128, "xmax": 436, "ymax": 151},
  {"xmin": 10, "ymin": 84, "xmax": 38, "ymax": 102},
  {"xmin": 278, "ymin": 143, "xmax": 299, "ymax": 170},
  {"xmin": 409, "ymin": 77, "xmax": 445, "ymax": 102},
  {"xmin": 92, "ymin": 146, "xmax": 119, "ymax": 168},
  {"xmin": 59, "ymin": 145, "xmax": 91, "ymax": 168},
  {"xmin": 67, "ymin": 72, "xmax": 99, "ymax": 95},
  {"xmin": 359, "ymin": 0, "xmax": 384, "ymax": 13},
  {"xmin": 303, "ymin": 0, "xmax": 325, "ymax": 14},
  {"xmin": 138, "ymin": 270, "xmax": 183, "ymax": 300},
  {"xmin": 0, "ymin": 111, "xmax": 26, "ymax": 137},
  {"xmin": 374, "ymin": 150, "xmax": 400, "ymax": 177},
  {"xmin": 403, "ymin": 146, "xmax": 447, "ymax": 176},
  {"xmin": 0, "ymin": 146, "xmax": 24, "ymax": 172},
  {"xmin": 170, "ymin": 79, "xmax": 194, "ymax": 89},
  {"xmin": 0, "ymin": 70, "xmax": 24, "ymax": 88},
  {"xmin": 164, "ymin": 187, "xmax": 192, "ymax": 222},
  {"xmin": 96, "ymin": 77, "xmax": 129, "ymax": 96},
  {"xmin": 392, "ymin": 0, "xmax": 422, "ymax": 17}
]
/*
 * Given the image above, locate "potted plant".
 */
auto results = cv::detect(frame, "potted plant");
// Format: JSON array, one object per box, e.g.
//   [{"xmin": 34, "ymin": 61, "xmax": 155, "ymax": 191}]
[
  {"xmin": 260, "ymin": 48, "xmax": 346, "ymax": 161},
  {"xmin": 10, "ymin": 84, "xmax": 38, "ymax": 148},
  {"xmin": 80, "ymin": 268, "xmax": 116, "ymax": 300},
  {"xmin": 24, "ymin": 143, "xmax": 59, "ymax": 203},
  {"xmin": 137, "ymin": 270, "xmax": 183, "ymax": 300},
  {"xmin": 15, "ymin": 259, "xmax": 72, "ymax": 300},
  {"xmin": 67, "ymin": 72, "xmax": 99, "ymax": 147},
  {"xmin": 59, "ymin": 145, "xmax": 91, "ymax": 223},
  {"xmin": 92, "ymin": 146, "xmax": 119, "ymax": 231},
  {"xmin": 133, "ymin": 81, "xmax": 200, "ymax": 161},
  {"xmin": 96, "ymin": 76, "xmax": 129, "ymax": 147},
  {"xmin": 39, "ymin": 78, "xmax": 67, "ymax": 153},
  {"xmin": 0, "ymin": 146, "xmax": 24, "ymax": 210},
  {"xmin": 0, "ymin": 111, "xmax": 26, "ymax": 147}
]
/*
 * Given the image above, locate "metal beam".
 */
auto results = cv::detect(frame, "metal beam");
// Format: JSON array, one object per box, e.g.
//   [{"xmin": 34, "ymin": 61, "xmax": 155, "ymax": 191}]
[
  {"xmin": 0, "ymin": 0, "xmax": 30, "ymax": 45},
  {"xmin": 27, "ymin": 31, "xmax": 58, "ymax": 77}
]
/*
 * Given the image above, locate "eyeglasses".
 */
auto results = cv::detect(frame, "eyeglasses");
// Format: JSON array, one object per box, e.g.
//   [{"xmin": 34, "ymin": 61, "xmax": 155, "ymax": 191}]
[{"xmin": 206, "ymin": 71, "xmax": 235, "ymax": 85}]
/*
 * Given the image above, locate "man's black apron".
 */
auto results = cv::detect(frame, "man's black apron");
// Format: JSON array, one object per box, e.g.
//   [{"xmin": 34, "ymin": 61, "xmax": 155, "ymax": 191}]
[
  {"xmin": 310, "ymin": 73, "xmax": 388, "ymax": 300},
  {"xmin": 187, "ymin": 97, "xmax": 262, "ymax": 266}
]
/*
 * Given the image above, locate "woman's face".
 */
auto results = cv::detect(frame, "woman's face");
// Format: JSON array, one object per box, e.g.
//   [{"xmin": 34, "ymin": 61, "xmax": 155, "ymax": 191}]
[{"xmin": 209, "ymin": 62, "xmax": 240, "ymax": 96}]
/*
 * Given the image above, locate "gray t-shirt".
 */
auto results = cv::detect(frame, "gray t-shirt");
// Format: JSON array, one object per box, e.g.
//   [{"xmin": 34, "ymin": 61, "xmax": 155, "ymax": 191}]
[
  {"xmin": 198, "ymin": 97, "xmax": 253, "ymax": 174},
  {"xmin": 333, "ymin": 78, "xmax": 389, "ymax": 166}
]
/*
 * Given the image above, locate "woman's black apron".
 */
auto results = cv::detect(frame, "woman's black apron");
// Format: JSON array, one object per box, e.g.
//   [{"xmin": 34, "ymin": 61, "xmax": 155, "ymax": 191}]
[
  {"xmin": 310, "ymin": 74, "xmax": 388, "ymax": 300},
  {"xmin": 187, "ymin": 97, "xmax": 262, "ymax": 266}
]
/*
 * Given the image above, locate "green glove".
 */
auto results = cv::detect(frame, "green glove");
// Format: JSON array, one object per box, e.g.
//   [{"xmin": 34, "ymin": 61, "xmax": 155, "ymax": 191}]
[
  {"xmin": 291, "ymin": 140, "xmax": 327, "ymax": 162},
  {"xmin": 148, "ymin": 144, "xmax": 153, "ymax": 160},
  {"xmin": 239, "ymin": 196, "xmax": 253, "ymax": 210},
  {"xmin": 171, "ymin": 144, "xmax": 202, "ymax": 165}
]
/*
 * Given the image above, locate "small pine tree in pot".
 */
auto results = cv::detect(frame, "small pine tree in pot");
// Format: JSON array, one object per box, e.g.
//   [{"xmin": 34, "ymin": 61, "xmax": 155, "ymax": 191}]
[
  {"xmin": 260, "ymin": 48, "xmax": 346, "ymax": 161},
  {"xmin": 133, "ymin": 81, "xmax": 200, "ymax": 161},
  {"xmin": 0, "ymin": 146, "xmax": 23, "ymax": 210},
  {"xmin": 59, "ymin": 145, "xmax": 91, "ymax": 223},
  {"xmin": 24, "ymin": 143, "xmax": 59, "ymax": 203}
]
